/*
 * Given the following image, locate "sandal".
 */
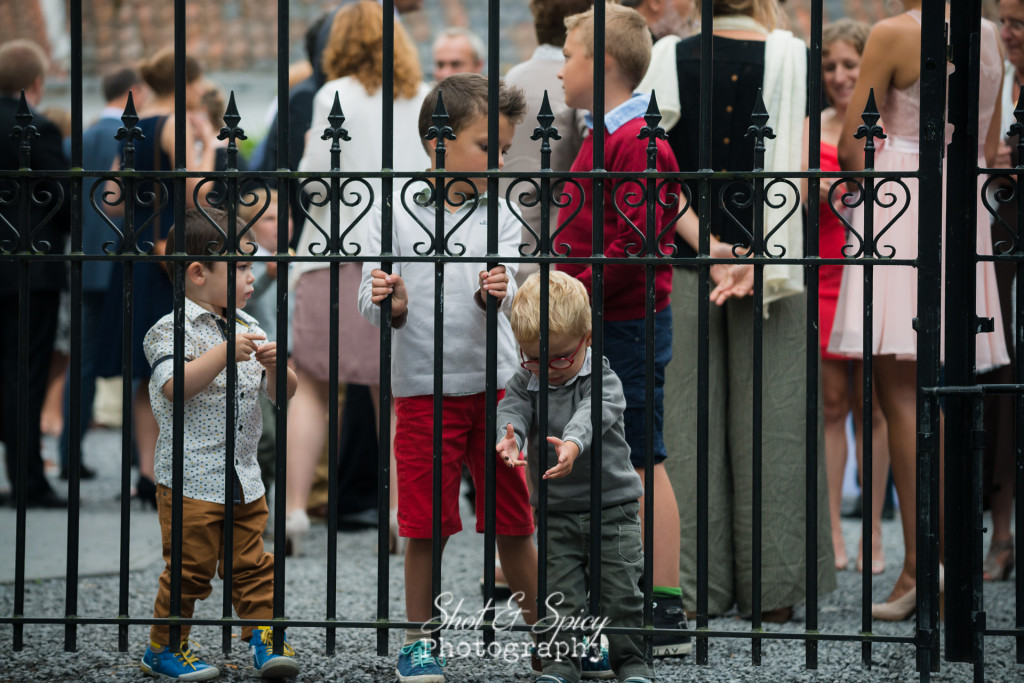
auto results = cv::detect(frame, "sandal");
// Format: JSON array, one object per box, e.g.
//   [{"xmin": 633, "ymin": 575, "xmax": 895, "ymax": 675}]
[{"xmin": 983, "ymin": 537, "xmax": 1014, "ymax": 581}]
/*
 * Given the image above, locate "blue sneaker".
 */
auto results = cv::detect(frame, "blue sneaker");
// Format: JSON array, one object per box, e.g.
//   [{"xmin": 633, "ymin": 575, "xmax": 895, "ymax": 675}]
[
  {"xmin": 249, "ymin": 626, "xmax": 299, "ymax": 679},
  {"xmin": 581, "ymin": 642, "xmax": 614, "ymax": 680},
  {"xmin": 396, "ymin": 639, "xmax": 445, "ymax": 682},
  {"xmin": 535, "ymin": 676, "xmax": 572, "ymax": 683},
  {"xmin": 140, "ymin": 642, "xmax": 219, "ymax": 681}
]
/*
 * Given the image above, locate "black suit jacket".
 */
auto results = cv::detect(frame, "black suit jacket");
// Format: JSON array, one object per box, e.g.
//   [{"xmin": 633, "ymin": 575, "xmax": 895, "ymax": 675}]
[{"xmin": 0, "ymin": 95, "xmax": 70, "ymax": 292}]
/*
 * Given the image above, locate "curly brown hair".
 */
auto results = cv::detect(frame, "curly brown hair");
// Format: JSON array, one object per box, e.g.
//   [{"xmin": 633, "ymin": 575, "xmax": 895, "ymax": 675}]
[{"xmin": 321, "ymin": 0, "xmax": 422, "ymax": 99}]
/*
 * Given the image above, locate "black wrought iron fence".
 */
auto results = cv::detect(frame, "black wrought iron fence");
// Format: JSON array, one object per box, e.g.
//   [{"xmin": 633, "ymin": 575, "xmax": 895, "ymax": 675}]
[{"xmin": 0, "ymin": 0, "xmax": 1021, "ymax": 681}]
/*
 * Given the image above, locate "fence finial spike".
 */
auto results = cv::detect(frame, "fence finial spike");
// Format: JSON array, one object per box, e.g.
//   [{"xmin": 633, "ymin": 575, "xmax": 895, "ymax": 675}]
[
  {"xmin": 854, "ymin": 87, "xmax": 886, "ymax": 166},
  {"xmin": 425, "ymin": 90, "xmax": 455, "ymax": 143},
  {"xmin": 531, "ymin": 90, "xmax": 561, "ymax": 166},
  {"xmin": 11, "ymin": 90, "xmax": 38, "ymax": 169},
  {"xmin": 321, "ymin": 91, "xmax": 350, "ymax": 143},
  {"xmin": 638, "ymin": 91, "xmax": 666, "ymax": 142},
  {"xmin": 14, "ymin": 90, "xmax": 33, "ymax": 130},
  {"xmin": 222, "ymin": 91, "xmax": 242, "ymax": 132}
]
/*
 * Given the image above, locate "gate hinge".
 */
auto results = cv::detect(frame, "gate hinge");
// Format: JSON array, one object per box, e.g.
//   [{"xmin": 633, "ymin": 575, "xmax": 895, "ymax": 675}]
[
  {"xmin": 975, "ymin": 316, "xmax": 995, "ymax": 334},
  {"xmin": 912, "ymin": 316, "xmax": 918, "ymax": 332}
]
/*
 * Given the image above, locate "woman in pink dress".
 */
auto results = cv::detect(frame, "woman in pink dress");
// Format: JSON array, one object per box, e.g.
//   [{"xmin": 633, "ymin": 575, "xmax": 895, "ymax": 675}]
[
  {"xmin": 830, "ymin": 2, "xmax": 1008, "ymax": 620},
  {"xmin": 819, "ymin": 19, "xmax": 890, "ymax": 577}
]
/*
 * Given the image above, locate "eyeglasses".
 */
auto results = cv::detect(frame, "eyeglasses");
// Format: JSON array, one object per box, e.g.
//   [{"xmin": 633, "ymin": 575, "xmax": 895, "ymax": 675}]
[{"xmin": 520, "ymin": 336, "xmax": 587, "ymax": 371}]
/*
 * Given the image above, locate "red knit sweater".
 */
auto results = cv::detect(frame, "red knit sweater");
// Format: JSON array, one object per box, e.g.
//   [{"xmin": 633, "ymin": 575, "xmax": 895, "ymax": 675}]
[{"xmin": 554, "ymin": 117, "xmax": 678, "ymax": 321}]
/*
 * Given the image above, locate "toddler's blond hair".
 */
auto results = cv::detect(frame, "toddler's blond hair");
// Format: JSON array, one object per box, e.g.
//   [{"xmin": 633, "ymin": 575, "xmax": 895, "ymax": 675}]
[{"xmin": 510, "ymin": 271, "xmax": 591, "ymax": 343}]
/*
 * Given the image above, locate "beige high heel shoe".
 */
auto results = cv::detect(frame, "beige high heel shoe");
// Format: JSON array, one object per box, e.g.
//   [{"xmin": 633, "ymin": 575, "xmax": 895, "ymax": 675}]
[{"xmin": 871, "ymin": 587, "xmax": 916, "ymax": 621}]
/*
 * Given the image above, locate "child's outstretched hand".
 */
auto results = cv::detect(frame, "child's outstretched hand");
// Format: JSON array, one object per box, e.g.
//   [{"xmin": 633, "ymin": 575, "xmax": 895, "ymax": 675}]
[
  {"xmin": 232, "ymin": 332, "xmax": 265, "ymax": 362},
  {"xmin": 496, "ymin": 423, "xmax": 525, "ymax": 469},
  {"xmin": 254, "ymin": 341, "xmax": 279, "ymax": 370},
  {"xmin": 478, "ymin": 266, "xmax": 509, "ymax": 301},
  {"xmin": 370, "ymin": 269, "xmax": 408, "ymax": 318},
  {"xmin": 543, "ymin": 437, "xmax": 580, "ymax": 479}
]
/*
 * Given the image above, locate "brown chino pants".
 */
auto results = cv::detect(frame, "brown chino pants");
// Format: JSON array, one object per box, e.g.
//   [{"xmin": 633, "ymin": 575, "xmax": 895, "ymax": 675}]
[{"xmin": 151, "ymin": 485, "xmax": 274, "ymax": 645}]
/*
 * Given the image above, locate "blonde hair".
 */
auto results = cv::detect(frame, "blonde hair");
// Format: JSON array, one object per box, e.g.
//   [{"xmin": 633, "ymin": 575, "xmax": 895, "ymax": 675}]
[
  {"xmin": 322, "ymin": 0, "xmax": 422, "ymax": 100},
  {"xmin": 510, "ymin": 271, "xmax": 592, "ymax": 343},
  {"xmin": 696, "ymin": 0, "xmax": 785, "ymax": 31},
  {"xmin": 564, "ymin": 3, "xmax": 653, "ymax": 89},
  {"xmin": 822, "ymin": 19, "xmax": 870, "ymax": 57}
]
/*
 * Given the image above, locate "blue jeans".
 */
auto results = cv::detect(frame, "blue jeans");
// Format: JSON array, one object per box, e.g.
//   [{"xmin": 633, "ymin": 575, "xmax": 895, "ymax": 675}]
[{"xmin": 602, "ymin": 306, "xmax": 672, "ymax": 469}]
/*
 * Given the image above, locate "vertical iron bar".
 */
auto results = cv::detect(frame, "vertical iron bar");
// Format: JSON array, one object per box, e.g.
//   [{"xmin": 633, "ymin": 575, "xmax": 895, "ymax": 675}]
[
  {"xmin": 221, "ymin": 154, "xmax": 239, "ymax": 656},
  {"xmin": 117, "ymin": 104, "xmax": 136, "ymax": 654},
  {"xmin": 917, "ymin": 0, "xmax": 948, "ymax": 677},
  {"xmin": 858, "ymin": 90, "xmax": 881, "ymax": 668},
  {"xmin": 377, "ymin": 0, "xmax": 395, "ymax": 658},
  {"xmin": 169, "ymin": 0, "xmax": 188, "ymax": 652},
  {"xmin": 64, "ymin": 0, "xmax": 84, "ymax": 654},
  {"xmin": 695, "ymin": 0, "xmax": 714, "ymax": 665},
  {"xmin": 324, "ymin": 97, "xmax": 344, "ymax": 656},
  {"xmin": 427, "ymin": 94, "xmax": 453, "ymax": 653},
  {"xmin": 749, "ymin": 104, "xmax": 765, "ymax": 669},
  {"xmin": 588, "ymin": 0, "xmax": 606, "ymax": 624},
  {"xmin": 944, "ymin": 0, "xmax": 981, "ymax": 664},
  {"xmin": 535, "ymin": 95, "xmax": 554, "ymax": 638},
  {"xmin": 971, "ymin": 395, "xmax": 986, "ymax": 682},
  {"xmin": 1016, "ymin": 99, "xmax": 1024, "ymax": 665},
  {"xmin": 804, "ymin": 0, "xmax": 823, "ymax": 670},
  {"xmin": 482, "ymin": 0, "xmax": 500, "ymax": 650},
  {"xmin": 12, "ymin": 96, "xmax": 31, "ymax": 653},
  {"xmin": 272, "ymin": 0, "xmax": 289, "ymax": 646}
]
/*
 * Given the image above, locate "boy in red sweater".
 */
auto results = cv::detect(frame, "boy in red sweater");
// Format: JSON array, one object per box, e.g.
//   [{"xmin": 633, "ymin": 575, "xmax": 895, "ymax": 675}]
[{"xmin": 555, "ymin": 2, "xmax": 690, "ymax": 658}]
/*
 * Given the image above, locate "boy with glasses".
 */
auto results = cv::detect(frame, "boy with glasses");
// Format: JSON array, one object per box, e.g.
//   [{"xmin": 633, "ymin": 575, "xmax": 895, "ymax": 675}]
[{"xmin": 495, "ymin": 271, "xmax": 653, "ymax": 683}]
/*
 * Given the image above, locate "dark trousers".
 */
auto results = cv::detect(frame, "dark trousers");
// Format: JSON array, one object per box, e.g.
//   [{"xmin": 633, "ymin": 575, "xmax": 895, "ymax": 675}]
[
  {"xmin": 1, "ymin": 290, "xmax": 59, "ymax": 500},
  {"xmin": 59, "ymin": 291, "xmax": 105, "ymax": 468},
  {"xmin": 540, "ymin": 502, "xmax": 653, "ymax": 683}
]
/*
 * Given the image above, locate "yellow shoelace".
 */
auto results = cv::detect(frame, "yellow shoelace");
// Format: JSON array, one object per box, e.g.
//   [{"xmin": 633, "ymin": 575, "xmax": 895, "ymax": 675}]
[
  {"xmin": 174, "ymin": 642, "xmax": 204, "ymax": 670},
  {"xmin": 256, "ymin": 627, "xmax": 295, "ymax": 657}
]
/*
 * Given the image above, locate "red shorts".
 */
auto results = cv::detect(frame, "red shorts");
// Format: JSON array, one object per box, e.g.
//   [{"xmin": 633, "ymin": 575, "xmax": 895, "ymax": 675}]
[{"xmin": 394, "ymin": 392, "xmax": 534, "ymax": 539}]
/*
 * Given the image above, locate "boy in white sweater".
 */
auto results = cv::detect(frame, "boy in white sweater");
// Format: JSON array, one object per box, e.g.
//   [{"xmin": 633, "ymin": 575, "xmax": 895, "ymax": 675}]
[{"xmin": 358, "ymin": 73, "xmax": 539, "ymax": 683}]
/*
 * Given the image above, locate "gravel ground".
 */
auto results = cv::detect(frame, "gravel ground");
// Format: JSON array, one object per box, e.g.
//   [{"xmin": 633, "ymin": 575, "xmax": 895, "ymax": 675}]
[{"xmin": 0, "ymin": 428, "xmax": 1020, "ymax": 682}]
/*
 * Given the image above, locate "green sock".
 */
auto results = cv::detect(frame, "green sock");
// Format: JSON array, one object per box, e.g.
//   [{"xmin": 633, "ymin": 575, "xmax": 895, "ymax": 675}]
[{"xmin": 653, "ymin": 586, "xmax": 682, "ymax": 598}]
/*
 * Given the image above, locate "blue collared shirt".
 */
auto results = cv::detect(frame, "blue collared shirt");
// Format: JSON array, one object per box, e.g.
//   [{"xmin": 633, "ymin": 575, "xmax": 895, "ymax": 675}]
[{"xmin": 584, "ymin": 93, "xmax": 651, "ymax": 134}]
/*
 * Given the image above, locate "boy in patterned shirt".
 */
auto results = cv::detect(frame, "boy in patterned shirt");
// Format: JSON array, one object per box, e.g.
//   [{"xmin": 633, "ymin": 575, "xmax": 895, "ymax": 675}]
[{"xmin": 140, "ymin": 207, "xmax": 298, "ymax": 681}]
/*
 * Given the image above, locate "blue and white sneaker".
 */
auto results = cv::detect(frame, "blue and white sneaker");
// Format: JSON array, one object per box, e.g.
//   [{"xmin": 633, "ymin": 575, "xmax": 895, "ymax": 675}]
[
  {"xmin": 396, "ymin": 639, "xmax": 445, "ymax": 682},
  {"xmin": 249, "ymin": 626, "xmax": 300, "ymax": 679},
  {"xmin": 535, "ymin": 676, "xmax": 572, "ymax": 683},
  {"xmin": 581, "ymin": 642, "xmax": 614, "ymax": 680},
  {"xmin": 140, "ymin": 642, "xmax": 219, "ymax": 681}
]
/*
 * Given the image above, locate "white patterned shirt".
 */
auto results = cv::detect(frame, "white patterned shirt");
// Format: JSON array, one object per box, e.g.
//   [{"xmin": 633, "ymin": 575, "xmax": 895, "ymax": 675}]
[{"xmin": 145, "ymin": 298, "xmax": 269, "ymax": 504}]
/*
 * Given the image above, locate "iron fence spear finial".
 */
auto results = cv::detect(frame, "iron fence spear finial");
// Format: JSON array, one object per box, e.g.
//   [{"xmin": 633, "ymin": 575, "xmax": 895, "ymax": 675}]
[
  {"xmin": 321, "ymin": 92, "xmax": 351, "ymax": 161},
  {"xmin": 745, "ymin": 88, "xmax": 775, "ymax": 169},
  {"xmin": 11, "ymin": 90, "xmax": 38, "ymax": 170},
  {"xmin": 114, "ymin": 90, "xmax": 144, "ymax": 170},
  {"xmin": 425, "ymin": 90, "xmax": 455, "ymax": 169},
  {"xmin": 218, "ymin": 91, "xmax": 247, "ymax": 171},
  {"xmin": 638, "ymin": 91, "xmax": 666, "ymax": 170},
  {"xmin": 531, "ymin": 90, "xmax": 561, "ymax": 170},
  {"xmin": 854, "ymin": 87, "xmax": 886, "ymax": 169}
]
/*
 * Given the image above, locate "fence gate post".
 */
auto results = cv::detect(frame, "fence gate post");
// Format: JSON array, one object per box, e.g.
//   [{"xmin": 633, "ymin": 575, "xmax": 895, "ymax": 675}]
[{"xmin": 944, "ymin": 0, "xmax": 984, "ymax": 665}]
